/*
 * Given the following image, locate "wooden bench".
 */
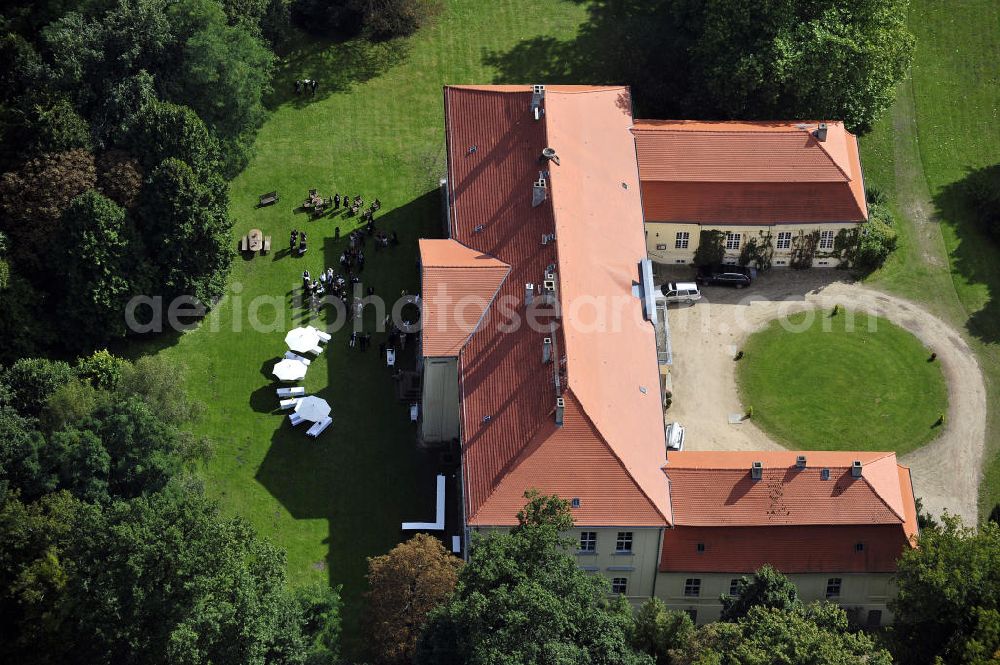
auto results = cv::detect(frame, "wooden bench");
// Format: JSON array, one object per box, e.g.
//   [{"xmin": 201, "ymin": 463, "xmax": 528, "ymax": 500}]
[
  {"xmin": 240, "ymin": 235, "xmax": 249, "ymax": 251},
  {"xmin": 262, "ymin": 236, "xmax": 271, "ymax": 253},
  {"xmin": 258, "ymin": 191, "xmax": 278, "ymax": 207}
]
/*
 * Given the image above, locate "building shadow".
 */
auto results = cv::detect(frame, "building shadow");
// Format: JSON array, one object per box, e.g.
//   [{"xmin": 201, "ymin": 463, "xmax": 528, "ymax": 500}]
[
  {"xmin": 254, "ymin": 187, "xmax": 453, "ymax": 660},
  {"xmin": 933, "ymin": 165, "xmax": 1000, "ymax": 344}
]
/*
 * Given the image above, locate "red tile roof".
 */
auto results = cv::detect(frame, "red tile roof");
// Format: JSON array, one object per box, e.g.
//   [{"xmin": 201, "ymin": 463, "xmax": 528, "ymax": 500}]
[
  {"xmin": 418, "ymin": 239, "xmax": 510, "ymax": 358},
  {"xmin": 659, "ymin": 451, "xmax": 917, "ymax": 573},
  {"xmin": 442, "ymin": 85, "xmax": 671, "ymax": 527},
  {"xmin": 659, "ymin": 525, "xmax": 911, "ymax": 573},
  {"xmin": 633, "ymin": 120, "xmax": 868, "ymax": 225}
]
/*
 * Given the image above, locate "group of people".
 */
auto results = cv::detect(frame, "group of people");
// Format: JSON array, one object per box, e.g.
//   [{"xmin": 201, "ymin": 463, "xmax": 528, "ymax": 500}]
[
  {"xmin": 295, "ymin": 79, "xmax": 318, "ymax": 95},
  {"xmin": 289, "ymin": 229, "xmax": 307, "ymax": 255},
  {"xmin": 301, "ymin": 268, "xmax": 359, "ymax": 304}
]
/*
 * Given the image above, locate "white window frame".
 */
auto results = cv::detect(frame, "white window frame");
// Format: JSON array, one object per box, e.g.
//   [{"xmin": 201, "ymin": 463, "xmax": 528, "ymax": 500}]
[
  {"xmin": 684, "ymin": 578, "xmax": 701, "ymax": 597},
  {"xmin": 675, "ymin": 232, "xmax": 690, "ymax": 249},
  {"xmin": 729, "ymin": 578, "xmax": 742, "ymax": 596},
  {"xmin": 579, "ymin": 531, "xmax": 597, "ymax": 553},
  {"xmin": 611, "ymin": 577, "xmax": 628, "ymax": 594},
  {"xmin": 776, "ymin": 231, "xmax": 792, "ymax": 250},
  {"xmin": 725, "ymin": 232, "xmax": 741, "ymax": 250},
  {"xmin": 819, "ymin": 230, "xmax": 835, "ymax": 250},
  {"xmin": 615, "ymin": 532, "xmax": 633, "ymax": 553},
  {"xmin": 825, "ymin": 577, "xmax": 842, "ymax": 598}
]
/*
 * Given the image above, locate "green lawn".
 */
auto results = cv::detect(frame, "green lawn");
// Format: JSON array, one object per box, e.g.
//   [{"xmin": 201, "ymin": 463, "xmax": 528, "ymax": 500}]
[
  {"xmin": 737, "ymin": 312, "xmax": 948, "ymax": 453},
  {"xmin": 123, "ymin": 0, "xmax": 592, "ymax": 656},
  {"xmin": 859, "ymin": 0, "xmax": 1000, "ymax": 518}
]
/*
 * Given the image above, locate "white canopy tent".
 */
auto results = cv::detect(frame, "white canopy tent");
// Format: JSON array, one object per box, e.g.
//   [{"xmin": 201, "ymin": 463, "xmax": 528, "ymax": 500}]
[
  {"xmin": 294, "ymin": 395, "xmax": 331, "ymax": 422},
  {"xmin": 285, "ymin": 327, "xmax": 322, "ymax": 354},
  {"xmin": 273, "ymin": 358, "xmax": 308, "ymax": 382}
]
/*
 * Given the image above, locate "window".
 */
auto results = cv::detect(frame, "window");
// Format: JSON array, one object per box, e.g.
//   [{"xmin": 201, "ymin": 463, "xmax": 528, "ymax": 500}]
[
  {"xmin": 684, "ymin": 578, "xmax": 701, "ymax": 597},
  {"xmin": 696, "ymin": 543, "xmax": 705, "ymax": 553},
  {"xmin": 776, "ymin": 231, "xmax": 792, "ymax": 250},
  {"xmin": 615, "ymin": 532, "xmax": 633, "ymax": 553},
  {"xmin": 725, "ymin": 232, "xmax": 741, "ymax": 250},
  {"xmin": 855, "ymin": 542, "xmax": 865, "ymax": 552},
  {"xmin": 826, "ymin": 577, "xmax": 842, "ymax": 598},
  {"xmin": 611, "ymin": 577, "xmax": 628, "ymax": 594},
  {"xmin": 819, "ymin": 230, "xmax": 835, "ymax": 250},
  {"xmin": 866, "ymin": 610, "xmax": 883, "ymax": 628},
  {"xmin": 729, "ymin": 578, "xmax": 742, "ymax": 597},
  {"xmin": 675, "ymin": 232, "xmax": 690, "ymax": 249},
  {"xmin": 579, "ymin": 531, "xmax": 596, "ymax": 553},
  {"xmin": 655, "ymin": 243, "xmax": 667, "ymax": 251}
]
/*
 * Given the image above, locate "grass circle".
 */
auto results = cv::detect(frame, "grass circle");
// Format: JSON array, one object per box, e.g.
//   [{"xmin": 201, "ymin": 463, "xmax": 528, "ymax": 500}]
[{"xmin": 737, "ymin": 309, "xmax": 948, "ymax": 453}]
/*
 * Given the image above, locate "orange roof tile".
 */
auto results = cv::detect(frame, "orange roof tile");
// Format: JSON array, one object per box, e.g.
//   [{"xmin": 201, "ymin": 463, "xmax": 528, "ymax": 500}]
[
  {"xmin": 418, "ymin": 239, "xmax": 510, "ymax": 358},
  {"xmin": 663, "ymin": 451, "xmax": 907, "ymax": 527},
  {"xmin": 442, "ymin": 84, "xmax": 671, "ymax": 527},
  {"xmin": 633, "ymin": 120, "xmax": 868, "ymax": 224},
  {"xmin": 660, "ymin": 525, "xmax": 911, "ymax": 573}
]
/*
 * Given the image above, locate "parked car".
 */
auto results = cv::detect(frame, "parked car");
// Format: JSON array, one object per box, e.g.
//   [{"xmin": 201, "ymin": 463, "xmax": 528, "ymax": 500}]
[
  {"xmin": 665, "ymin": 421, "xmax": 685, "ymax": 451},
  {"xmin": 695, "ymin": 264, "xmax": 752, "ymax": 288},
  {"xmin": 658, "ymin": 282, "xmax": 702, "ymax": 304}
]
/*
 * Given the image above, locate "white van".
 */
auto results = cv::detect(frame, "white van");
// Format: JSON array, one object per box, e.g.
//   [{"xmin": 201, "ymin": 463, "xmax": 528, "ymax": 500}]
[
  {"xmin": 665, "ymin": 422, "xmax": 685, "ymax": 451},
  {"xmin": 658, "ymin": 282, "xmax": 701, "ymax": 304}
]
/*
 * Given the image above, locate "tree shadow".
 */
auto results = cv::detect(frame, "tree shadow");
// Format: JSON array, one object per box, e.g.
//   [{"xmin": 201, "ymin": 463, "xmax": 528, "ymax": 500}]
[
  {"xmin": 934, "ymin": 167, "xmax": 1000, "ymax": 344},
  {"xmin": 255, "ymin": 187, "xmax": 449, "ymax": 660},
  {"xmin": 266, "ymin": 32, "xmax": 411, "ymax": 111}
]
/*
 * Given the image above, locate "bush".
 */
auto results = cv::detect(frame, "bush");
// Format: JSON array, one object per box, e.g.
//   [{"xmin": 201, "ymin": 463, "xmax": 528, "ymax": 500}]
[
  {"xmin": 963, "ymin": 163, "xmax": 1000, "ymax": 241},
  {"xmin": 355, "ymin": 0, "xmax": 441, "ymax": 38},
  {"xmin": 693, "ymin": 230, "xmax": 724, "ymax": 267},
  {"xmin": 854, "ymin": 205, "xmax": 897, "ymax": 273}
]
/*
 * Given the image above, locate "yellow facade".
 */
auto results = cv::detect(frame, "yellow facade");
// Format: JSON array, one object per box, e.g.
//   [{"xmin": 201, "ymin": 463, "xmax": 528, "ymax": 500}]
[{"xmin": 645, "ymin": 222, "xmax": 857, "ymax": 268}]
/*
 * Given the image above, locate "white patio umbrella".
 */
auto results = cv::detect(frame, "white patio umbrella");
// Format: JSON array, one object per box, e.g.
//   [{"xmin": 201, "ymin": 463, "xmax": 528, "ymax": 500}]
[
  {"xmin": 285, "ymin": 327, "xmax": 321, "ymax": 354},
  {"xmin": 273, "ymin": 358, "xmax": 308, "ymax": 382},
  {"xmin": 294, "ymin": 396, "xmax": 331, "ymax": 422}
]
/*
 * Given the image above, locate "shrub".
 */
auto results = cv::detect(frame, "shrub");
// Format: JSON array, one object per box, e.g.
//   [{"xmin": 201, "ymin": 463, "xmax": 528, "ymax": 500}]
[
  {"xmin": 963, "ymin": 163, "xmax": 1000, "ymax": 241},
  {"xmin": 96, "ymin": 150, "xmax": 143, "ymax": 209},
  {"xmin": 693, "ymin": 230, "xmax": 724, "ymax": 267},
  {"xmin": 355, "ymin": 0, "xmax": 441, "ymax": 38}
]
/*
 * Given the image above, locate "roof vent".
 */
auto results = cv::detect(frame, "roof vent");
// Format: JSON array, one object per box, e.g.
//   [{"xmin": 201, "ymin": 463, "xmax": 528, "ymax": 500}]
[
  {"xmin": 467, "ymin": 145, "xmax": 477, "ymax": 154},
  {"xmin": 751, "ymin": 461, "xmax": 763, "ymax": 481},
  {"xmin": 796, "ymin": 455, "xmax": 807, "ymax": 469},
  {"xmin": 815, "ymin": 122, "xmax": 828, "ymax": 142},
  {"xmin": 524, "ymin": 283, "xmax": 534, "ymax": 305},
  {"xmin": 852, "ymin": 460, "xmax": 863, "ymax": 478},
  {"xmin": 821, "ymin": 468, "xmax": 831, "ymax": 481},
  {"xmin": 541, "ymin": 232, "xmax": 555, "ymax": 245},
  {"xmin": 482, "ymin": 415, "xmax": 492, "ymax": 424},
  {"xmin": 531, "ymin": 84, "xmax": 545, "ymax": 120},
  {"xmin": 532, "ymin": 177, "xmax": 547, "ymax": 207},
  {"xmin": 541, "ymin": 147, "xmax": 560, "ymax": 166},
  {"xmin": 542, "ymin": 337, "xmax": 552, "ymax": 364},
  {"xmin": 555, "ymin": 397, "xmax": 565, "ymax": 426},
  {"xmin": 571, "ymin": 497, "xmax": 581, "ymax": 509},
  {"xmin": 545, "ymin": 263, "xmax": 556, "ymax": 274},
  {"xmin": 543, "ymin": 279, "xmax": 556, "ymax": 293},
  {"xmin": 473, "ymin": 224, "xmax": 485, "ymax": 233}
]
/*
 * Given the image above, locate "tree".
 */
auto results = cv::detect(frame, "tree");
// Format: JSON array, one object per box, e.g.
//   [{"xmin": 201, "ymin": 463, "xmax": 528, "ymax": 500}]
[
  {"xmin": 129, "ymin": 100, "xmax": 221, "ymax": 176},
  {"xmin": 352, "ymin": 0, "xmax": 441, "ymax": 38},
  {"xmin": 137, "ymin": 157, "xmax": 233, "ymax": 304},
  {"xmin": 693, "ymin": 229, "xmax": 724, "ymax": 267},
  {"xmin": 75, "ymin": 349, "xmax": 130, "ymax": 391},
  {"xmin": 118, "ymin": 355, "xmax": 202, "ymax": 426},
  {"xmin": 0, "ymin": 407, "xmax": 52, "ymax": 500},
  {"xmin": 56, "ymin": 190, "xmax": 140, "ymax": 346},
  {"xmin": 3, "ymin": 95, "xmax": 92, "ymax": 155},
  {"xmin": 963, "ymin": 163, "xmax": 1000, "ymax": 242},
  {"xmin": 674, "ymin": 604, "xmax": 892, "ymax": 665},
  {"xmin": 0, "ymin": 148, "xmax": 97, "ymax": 272},
  {"xmin": 0, "ymin": 358, "xmax": 75, "ymax": 418},
  {"xmin": 97, "ymin": 149, "xmax": 144, "ymax": 208},
  {"xmin": 632, "ymin": 597, "xmax": 695, "ymax": 665},
  {"xmin": 365, "ymin": 533, "xmax": 462, "ymax": 664},
  {"xmin": 416, "ymin": 491, "xmax": 653, "ymax": 665},
  {"xmin": 891, "ymin": 514, "xmax": 1000, "ymax": 665},
  {"xmin": 719, "ymin": 565, "xmax": 802, "ymax": 621}
]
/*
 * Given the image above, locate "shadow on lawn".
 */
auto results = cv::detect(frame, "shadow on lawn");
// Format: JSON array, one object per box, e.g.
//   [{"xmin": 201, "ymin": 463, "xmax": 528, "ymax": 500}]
[
  {"xmin": 934, "ymin": 166, "xmax": 1000, "ymax": 344},
  {"xmin": 266, "ymin": 32, "xmax": 410, "ymax": 111},
  {"xmin": 255, "ymin": 188, "xmax": 446, "ymax": 659}
]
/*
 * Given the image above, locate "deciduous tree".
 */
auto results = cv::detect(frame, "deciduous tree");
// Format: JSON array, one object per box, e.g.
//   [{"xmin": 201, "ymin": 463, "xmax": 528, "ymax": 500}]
[
  {"xmin": 719, "ymin": 564, "xmax": 801, "ymax": 621},
  {"xmin": 632, "ymin": 597, "xmax": 694, "ymax": 665}
]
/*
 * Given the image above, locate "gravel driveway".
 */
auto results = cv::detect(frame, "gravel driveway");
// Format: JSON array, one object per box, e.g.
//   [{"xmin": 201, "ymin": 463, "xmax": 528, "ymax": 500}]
[{"xmin": 662, "ymin": 268, "xmax": 985, "ymax": 524}]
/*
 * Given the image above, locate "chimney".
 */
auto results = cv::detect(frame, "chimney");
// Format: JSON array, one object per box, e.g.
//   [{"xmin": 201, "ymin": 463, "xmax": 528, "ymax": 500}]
[
  {"xmin": 542, "ymin": 337, "xmax": 552, "ymax": 364},
  {"xmin": 815, "ymin": 122, "xmax": 828, "ymax": 142},
  {"xmin": 541, "ymin": 147, "xmax": 560, "ymax": 166},
  {"xmin": 532, "ymin": 176, "xmax": 547, "ymax": 207},
  {"xmin": 796, "ymin": 455, "xmax": 807, "ymax": 469},
  {"xmin": 531, "ymin": 84, "xmax": 545, "ymax": 120},
  {"xmin": 751, "ymin": 461, "xmax": 763, "ymax": 481},
  {"xmin": 524, "ymin": 283, "xmax": 534, "ymax": 305},
  {"xmin": 555, "ymin": 397, "xmax": 565, "ymax": 426},
  {"xmin": 852, "ymin": 460, "xmax": 863, "ymax": 478}
]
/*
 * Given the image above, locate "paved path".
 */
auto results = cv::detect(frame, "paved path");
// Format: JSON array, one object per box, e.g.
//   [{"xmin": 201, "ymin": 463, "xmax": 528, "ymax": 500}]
[{"xmin": 665, "ymin": 270, "xmax": 985, "ymax": 524}]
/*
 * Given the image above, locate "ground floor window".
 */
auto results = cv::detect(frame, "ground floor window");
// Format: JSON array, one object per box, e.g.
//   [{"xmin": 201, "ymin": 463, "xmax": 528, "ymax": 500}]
[
  {"xmin": 684, "ymin": 578, "xmax": 701, "ymax": 597},
  {"xmin": 729, "ymin": 578, "xmax": 742, "ymax": 596},
  {"xmin": 611, "ymin": 577, "xmax": 628, "ymax": 594},
  {"xmin": 826, "ymin": 577, "xmax": 842, "ymax": 598},
  {"xmin": 776, "ymin": 231, "xmax": 792, "ymax": 250},
  {"xmin": 819, "ymin": 230, "xmax": 835, "ymax": 250},
  {"xmin": 675, "ymin": 232, "xmax": 690, "ymax": 249},
  {"xmin": 725, "ymin": 232, "xmax": 741, "ymax": 250},
  {"xmin": 866, "ymin": 609, "xmax": 883, "ymax": 627}
]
